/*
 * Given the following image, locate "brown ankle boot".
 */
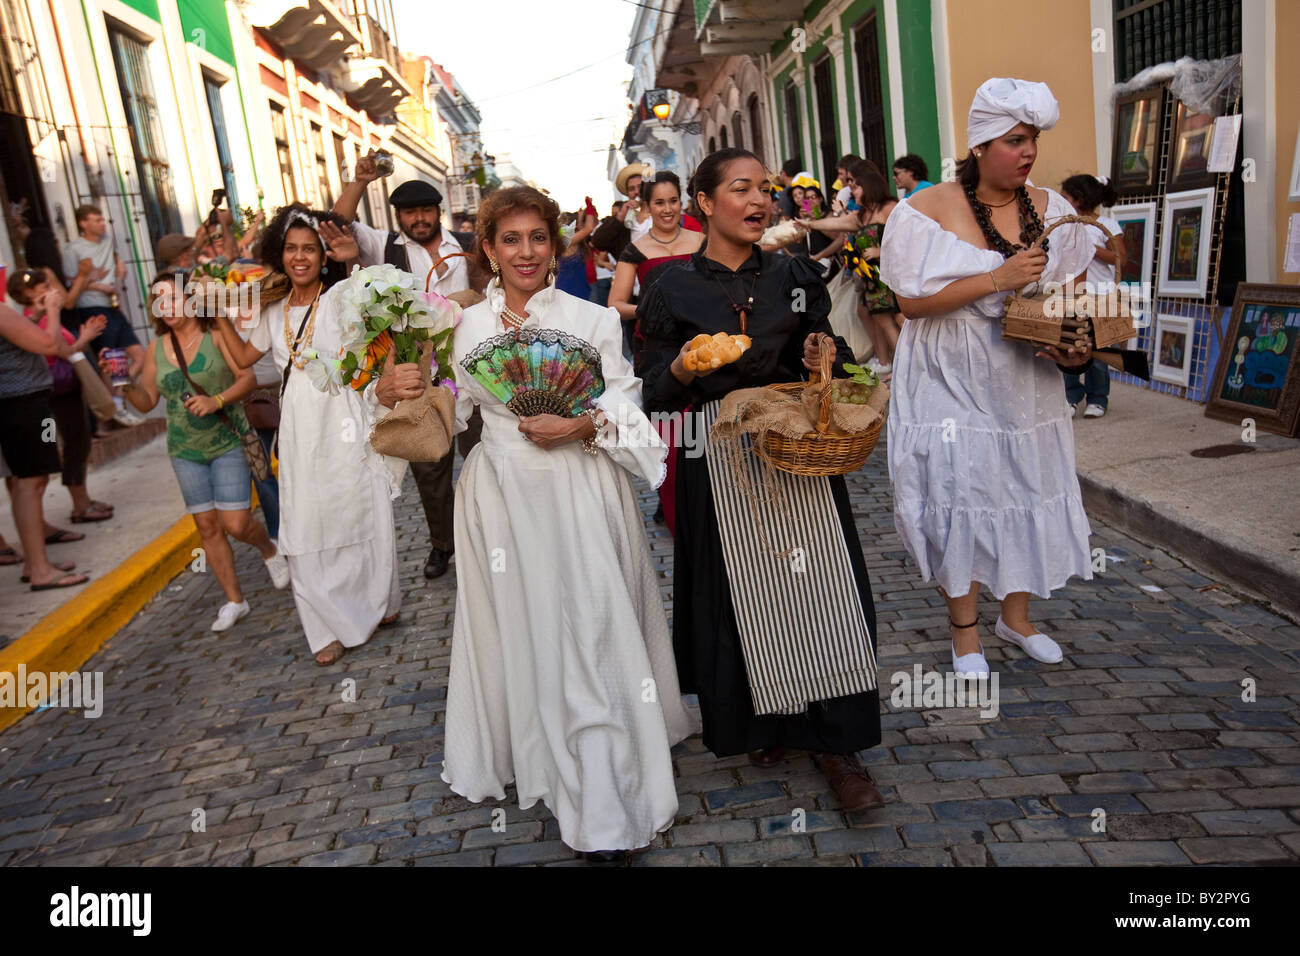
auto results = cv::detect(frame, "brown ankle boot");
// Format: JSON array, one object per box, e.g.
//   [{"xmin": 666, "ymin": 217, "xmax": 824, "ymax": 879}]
[{"xmin": 819, "ymin": 752, "xmax": 885, "ymax": 811}]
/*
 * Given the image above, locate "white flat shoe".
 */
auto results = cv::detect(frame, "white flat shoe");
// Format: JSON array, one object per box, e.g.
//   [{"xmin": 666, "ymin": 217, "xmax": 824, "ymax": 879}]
[
  {"xmin": 995, "ymin": 615, "xmax": 1063, "ymax": 663},
  {"xmin": 949, "ymin": 616, "xmax": 990, "ymax": 678},
  {"xmin": 951, "ymin": 642, "xmax": 990, "ymax": 678}
]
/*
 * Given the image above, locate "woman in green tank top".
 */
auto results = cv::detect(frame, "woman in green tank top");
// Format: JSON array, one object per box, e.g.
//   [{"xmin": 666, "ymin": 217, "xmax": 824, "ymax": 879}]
[{"xmin": 116, "ymin": 271, "xmax": 290, "ymax": 632}]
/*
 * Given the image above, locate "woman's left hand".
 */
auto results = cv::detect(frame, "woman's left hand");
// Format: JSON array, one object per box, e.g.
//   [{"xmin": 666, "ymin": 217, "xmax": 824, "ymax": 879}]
[
  {"xmin": 320, "ymin": 220, "xmax": 359, "ymax": 263},
  {"xmin": 803, "ymin": 332, "xmax": 832, "ymax": 371},
  {"xmin": 1036, "ymin": 340, "xmax": 1093, "ymax": 369},
  {"xmin": 518, "ymin": 414, "xmax": 584, "ymax": 449},
  {"xmin": 184, "ymin": 395, "xmax": 220, "ymax": 417}
]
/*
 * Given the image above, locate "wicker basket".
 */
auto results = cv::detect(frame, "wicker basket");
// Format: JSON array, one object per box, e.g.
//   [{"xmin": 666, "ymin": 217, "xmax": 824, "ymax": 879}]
[
  {"xmin": 1001, "ymin": 214, "xmax": 1136, "ymax": 351},
  {"xmin": 762, "ymin": 338, "xmax": 885, "ymax": 477}
]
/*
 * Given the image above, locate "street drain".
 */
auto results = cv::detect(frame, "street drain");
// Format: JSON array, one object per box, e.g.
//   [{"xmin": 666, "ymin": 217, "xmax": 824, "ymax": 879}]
[{"xmin": 1189, "ymin": 444, "xmax": 1257, "ymax": 458}]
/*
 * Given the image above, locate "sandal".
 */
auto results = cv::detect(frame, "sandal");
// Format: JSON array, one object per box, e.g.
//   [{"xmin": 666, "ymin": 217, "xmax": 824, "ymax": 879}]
[
  {"xmin": 70, "ymin": 504, "xmax": 113, "ymax": 523},
  {"xmin": 89, "ymin": 500, "xmax": 114, "ymax": 511},
  {"xmin": 22, "ymin": 561, "xmax": 75, "ymax": 583},
  {"xmin": 30, "ymin": 571, "xmax": 89, "ymax": 591},
  {"xmin": 0, "ymin": 547, "xmax": 21, "ymax": 566},
  {"xmin": 44, "ymin": 528, "xmax": 85, "ymax": 545},
  {"xmin": 378, "ymin": 613, "xmax": 400, "ymax": 628},
  {"xmin": 315, "ymin": 640, "xmax": 345, "ymax": 666}
]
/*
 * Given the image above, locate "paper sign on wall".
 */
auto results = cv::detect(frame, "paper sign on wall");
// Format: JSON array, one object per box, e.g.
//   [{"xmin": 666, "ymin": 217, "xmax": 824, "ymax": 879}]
[
  {"xmin": 1285, "ymin": 213, "xmax": 1300, "ymax": 274},
  {"xmin": 1207, "ymin": 115, "xmax": 1242, "ymax": 173}
]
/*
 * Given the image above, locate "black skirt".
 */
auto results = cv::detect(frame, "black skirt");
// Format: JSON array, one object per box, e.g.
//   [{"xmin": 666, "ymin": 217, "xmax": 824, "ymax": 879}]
[{"xmin": 672, "ymin": 443, "xmax": 883, "ymax": 757}]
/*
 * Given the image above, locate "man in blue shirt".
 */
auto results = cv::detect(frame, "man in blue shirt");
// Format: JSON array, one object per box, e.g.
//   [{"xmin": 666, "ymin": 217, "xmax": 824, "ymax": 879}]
[{"xmin": 891, "ymin": 154, "xmax": 934, "ymax": 197}]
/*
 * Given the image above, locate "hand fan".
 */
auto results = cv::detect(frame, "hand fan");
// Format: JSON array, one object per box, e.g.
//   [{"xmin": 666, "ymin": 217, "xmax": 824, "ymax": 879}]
[{"xmin": 461, "ymin": 328, "xmax": 605, "ymax": 418}]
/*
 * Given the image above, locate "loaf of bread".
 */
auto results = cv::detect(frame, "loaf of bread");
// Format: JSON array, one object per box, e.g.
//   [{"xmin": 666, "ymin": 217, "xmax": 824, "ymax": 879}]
[{"xmin": 683, "ymin": 332, "xmax": 752, "ymax": 371}]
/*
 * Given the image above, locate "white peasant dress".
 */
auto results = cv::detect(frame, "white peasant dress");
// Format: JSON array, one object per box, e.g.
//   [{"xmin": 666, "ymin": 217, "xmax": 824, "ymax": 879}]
[
  {"xmin": 879, "ymin": 190, "xmax": 1096, "ymax": 600},
  {"xmin": 440, "ymin": 281, "xmax": 695, "ymax": 853}
]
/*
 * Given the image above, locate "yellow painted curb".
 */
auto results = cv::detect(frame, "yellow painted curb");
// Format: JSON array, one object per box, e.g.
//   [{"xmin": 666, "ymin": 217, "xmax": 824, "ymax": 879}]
[{"xmin": 0, "ymin": 515, "xmax": 200, "ymax": 733}]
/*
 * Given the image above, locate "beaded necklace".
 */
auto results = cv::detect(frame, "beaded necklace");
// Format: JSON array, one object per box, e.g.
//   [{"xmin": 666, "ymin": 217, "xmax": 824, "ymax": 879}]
[
  {"xmin": 964, "ymin": 184, "xmax": 1048, "ymax": 259},
  {"xmin": 284, "ymin": 282, "xmax": 323, "ymax": 370},
  {"xmin": 707, "ymin": 259, "xmax": 761, "ymax": 335}
]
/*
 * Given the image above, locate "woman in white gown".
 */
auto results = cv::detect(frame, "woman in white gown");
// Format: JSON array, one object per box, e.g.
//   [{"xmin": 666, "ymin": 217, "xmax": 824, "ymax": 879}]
[
  {"xmin": 216, "ymin": 204, "xmax": 425, "ymax": 665},
  {"xmin": 440, "ymin": 186, "xmax": 693, "ymax": 860},
  {"xmin": 880, "ymin": 79, "xmax": 1098, "ymax": 678}
]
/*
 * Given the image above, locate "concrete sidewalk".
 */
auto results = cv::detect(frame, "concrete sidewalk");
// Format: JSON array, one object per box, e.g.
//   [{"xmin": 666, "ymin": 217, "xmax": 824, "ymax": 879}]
[
  {"xmin": 1, "ymin": 434, "xmax": 186, "ymax": 643},
  {"xmin": 1071, "ymin": 381, "xmax": 1300, "ymax": 621}
]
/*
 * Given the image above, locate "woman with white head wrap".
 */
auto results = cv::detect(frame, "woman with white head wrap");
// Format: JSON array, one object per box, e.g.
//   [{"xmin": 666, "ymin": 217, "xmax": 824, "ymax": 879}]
[{"xmin": 878, "ymin": 79, "xmax": 1098, "ymax": 678}]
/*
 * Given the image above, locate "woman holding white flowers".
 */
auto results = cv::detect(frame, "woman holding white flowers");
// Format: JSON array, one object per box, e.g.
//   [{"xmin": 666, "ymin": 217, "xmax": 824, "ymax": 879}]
[{"xmin": 215, "ymin": 203, "xmax": 426, "ymax": 665}]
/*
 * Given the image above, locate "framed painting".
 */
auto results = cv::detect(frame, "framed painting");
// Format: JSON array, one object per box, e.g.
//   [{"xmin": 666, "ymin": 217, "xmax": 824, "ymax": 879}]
[
  {"xmin": 1111, "ymin": 200, "xmax": 1156, "ymax": 332},
  {"xmin": 1205, "ymin": 283, "xmax": 1300, "ymax": 437},
  {"xmin": 1157, "ymin": 188, "xmax": 1215, "ymax": 298},
  {"xmin": 1167, "ymin": 100, "xmax": 1219, "ymax": 191},
  {"xmin": 1152, "ymin": 313, "xmax": 1195, "ymax": 387},
  {"xmin": 1110, "ymin": 86, "xmax": 1165, "ymax": 198}
]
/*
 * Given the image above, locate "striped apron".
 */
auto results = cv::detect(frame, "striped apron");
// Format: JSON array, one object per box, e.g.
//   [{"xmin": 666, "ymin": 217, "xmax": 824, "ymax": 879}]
[{"xmin": 701, "ymin": 399, "xmax": 877, "ymax": 716}]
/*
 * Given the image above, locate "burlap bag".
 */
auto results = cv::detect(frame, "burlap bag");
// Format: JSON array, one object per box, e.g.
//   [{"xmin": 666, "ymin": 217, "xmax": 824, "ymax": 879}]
[
  {"xmin": 369, "ymin": 339, "xmax": 456, "ymax": 462},
  {"xmin": 800, "ymin": 380, "xmax": 889, "ymax": 435}
]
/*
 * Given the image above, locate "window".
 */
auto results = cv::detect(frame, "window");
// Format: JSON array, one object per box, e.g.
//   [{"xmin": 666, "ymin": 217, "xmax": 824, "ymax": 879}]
[
  {"xmin": 311, "ymin": 123, "xmax": 330, "ymax": 207},
  {"xmin": 1114, "ymin": 0, "xmax": 1241, "ymax": 82},
  {"xmin": 333, "ymin": 131, "xmax": 347, "ymax": 184},
  {"xmin": 270, "ymin": 102, "xmax": 296, "ymax": 203},
  {"xmin": 708, "ymin": 135, "xmax": 716, "ymax": 154},
  {"xmin": 732, "ymin": 112, "xmax": 744, "ymax": 152},
  {"xmin": 203, "ymin": 76, "xmax": 239, "ymax": 213},
  {"xmin": 747, "ymin": 94, "xmax": 763, "ymax": 165},
  {"xmin": 108, "ymin": 26, "xmax": 182, "ymax": 246},
  {"xmin": 853, "ymin": 13, "xmax": 888, "ymax": 175},
  {"xmin": 782, "ymin": 80, "xmax": 801, "ymax": 167},
  {"xmin": 812, "ymin": 55, "xmax": 838, "ymax": 187},
  {"xmin": 719, "ymin": 124, "xmax": 728, "ymax": 149}
]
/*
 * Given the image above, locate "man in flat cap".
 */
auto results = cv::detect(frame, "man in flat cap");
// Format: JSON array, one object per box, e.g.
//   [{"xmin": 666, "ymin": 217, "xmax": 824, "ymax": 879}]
[{"xmin": 334, "ymin": 151, "xmax": 474, "ymax": 581}]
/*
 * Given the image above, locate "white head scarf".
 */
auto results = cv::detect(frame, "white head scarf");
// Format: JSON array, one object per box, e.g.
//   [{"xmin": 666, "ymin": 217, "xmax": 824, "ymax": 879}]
[{"xmin": 966, "ymin": 78, "xmax": 1060, "ymax": 149}]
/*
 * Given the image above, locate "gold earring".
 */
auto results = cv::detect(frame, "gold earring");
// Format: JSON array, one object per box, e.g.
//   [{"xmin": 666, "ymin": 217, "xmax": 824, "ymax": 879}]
[
  {"xmin": 546, "ymin": 256, "xmax": 557, "ymax": 285},
  {"xmin": 489, "ymin": 258, "xmax": 500, "ymax": 275}
]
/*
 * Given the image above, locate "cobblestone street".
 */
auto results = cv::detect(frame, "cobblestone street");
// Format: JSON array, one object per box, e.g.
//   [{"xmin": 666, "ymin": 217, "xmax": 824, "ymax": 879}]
[{"xmin": 2, "ymin": 436, "xmax": 1298, "ymax": 867}]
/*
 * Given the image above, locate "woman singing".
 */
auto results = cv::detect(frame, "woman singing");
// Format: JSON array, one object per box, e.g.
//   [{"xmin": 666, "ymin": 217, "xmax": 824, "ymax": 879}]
[
  {"xmin": 637, "ymin": 149, "xmax": 884, "ymax": 812},
  {"xmin": 441, "ymin": 186, "xmax": 693, "ymax": 861},
  {"xmin": 879, "ymin": 78, "xmax": 1097, "ymax": 678}
]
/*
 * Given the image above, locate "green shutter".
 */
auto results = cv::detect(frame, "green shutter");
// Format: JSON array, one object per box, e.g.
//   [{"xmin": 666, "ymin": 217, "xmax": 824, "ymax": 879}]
[
  {"xmin": 177, "ymin": 0, "xmax": 236, "ymax": 66},
  {"xmin": 119, "ymin": 0, "xmax": 161, "ymax": 20},
  {"xmin": 895, "ymin": 0, "xmax": 940, "ymax": 175}
]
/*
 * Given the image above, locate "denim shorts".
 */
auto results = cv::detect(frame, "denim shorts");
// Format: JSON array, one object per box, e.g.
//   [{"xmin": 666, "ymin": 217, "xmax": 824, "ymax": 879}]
[{"xmin": 170, "ymin": 446, "xmax": 252, "ymax": 513}]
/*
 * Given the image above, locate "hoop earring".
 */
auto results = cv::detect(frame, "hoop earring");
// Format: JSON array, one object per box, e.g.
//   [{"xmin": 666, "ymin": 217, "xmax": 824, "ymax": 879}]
[{"xmin": 546, "ymin": 256, "xmax": 557, "ymax": 285}]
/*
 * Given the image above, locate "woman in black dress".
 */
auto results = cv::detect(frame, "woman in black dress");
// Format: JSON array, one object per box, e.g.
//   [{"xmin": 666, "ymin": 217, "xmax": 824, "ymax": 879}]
[{"xmin": 636, "ymin": 148, "xmax": 884, "ymax": 811}]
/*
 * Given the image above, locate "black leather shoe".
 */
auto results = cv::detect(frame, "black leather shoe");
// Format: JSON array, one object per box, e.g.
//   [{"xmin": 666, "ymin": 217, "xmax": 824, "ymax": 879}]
[{"xmin": 424, "ymin": 548, "xmax": 451, "ymax": 579}]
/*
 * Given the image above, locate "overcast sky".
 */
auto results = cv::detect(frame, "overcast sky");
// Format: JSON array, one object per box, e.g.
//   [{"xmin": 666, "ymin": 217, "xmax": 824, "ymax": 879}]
[{"xmin": 393, "ymin": 0, "xmax": 639, "ymax": 214}]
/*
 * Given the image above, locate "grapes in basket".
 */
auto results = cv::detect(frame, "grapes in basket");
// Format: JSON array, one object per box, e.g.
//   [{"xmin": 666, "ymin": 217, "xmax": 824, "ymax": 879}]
[{"xmin": 828, "ymin": 363, "xmax": 880, "ymax": 405}]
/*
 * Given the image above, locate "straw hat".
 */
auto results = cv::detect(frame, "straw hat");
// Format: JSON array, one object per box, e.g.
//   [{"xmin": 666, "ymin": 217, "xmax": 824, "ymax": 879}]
[{"xmin": 615, "ymin": 163, "xmax": 652, "ymax": 198}]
